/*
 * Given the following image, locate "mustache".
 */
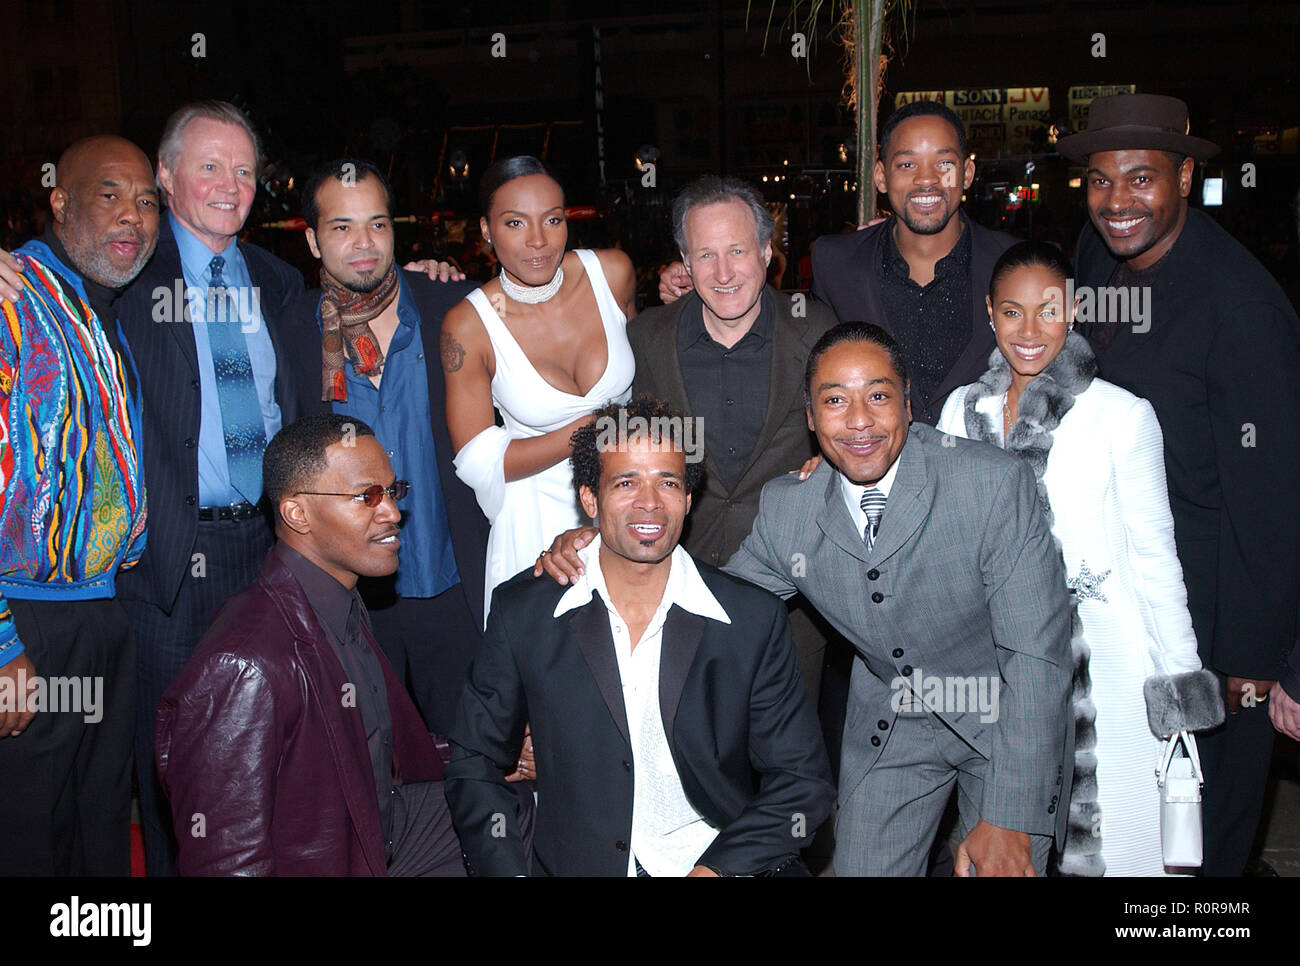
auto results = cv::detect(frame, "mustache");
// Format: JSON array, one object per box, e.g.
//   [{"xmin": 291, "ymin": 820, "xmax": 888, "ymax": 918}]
[{"xmin": 105, "ymin": 229, "xmax": 146, "ymax": 245}]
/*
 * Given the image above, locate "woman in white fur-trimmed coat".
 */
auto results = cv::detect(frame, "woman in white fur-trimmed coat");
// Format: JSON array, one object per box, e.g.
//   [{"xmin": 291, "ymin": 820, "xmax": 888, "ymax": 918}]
[{"xmin": 937, "ymin": 242, "xmax": 1222, "ymax": 877}]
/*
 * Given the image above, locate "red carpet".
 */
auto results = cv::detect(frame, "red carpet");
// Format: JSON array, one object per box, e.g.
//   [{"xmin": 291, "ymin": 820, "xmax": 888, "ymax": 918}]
[{"xmin": 130, "ymin": 823, "xmax": 146, "ymax": 877}]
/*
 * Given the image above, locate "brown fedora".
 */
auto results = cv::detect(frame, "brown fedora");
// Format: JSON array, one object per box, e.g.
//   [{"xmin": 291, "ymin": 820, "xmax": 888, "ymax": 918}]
[{"xmin": 1056, "ymin": 93, "xmax": 1219, "ymax": 162}]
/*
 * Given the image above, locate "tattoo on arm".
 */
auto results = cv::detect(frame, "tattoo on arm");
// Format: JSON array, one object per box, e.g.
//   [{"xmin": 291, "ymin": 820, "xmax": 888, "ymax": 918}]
[{"xmin": 440, "ymin": 330, "xmax": 467, "ymax": 373}]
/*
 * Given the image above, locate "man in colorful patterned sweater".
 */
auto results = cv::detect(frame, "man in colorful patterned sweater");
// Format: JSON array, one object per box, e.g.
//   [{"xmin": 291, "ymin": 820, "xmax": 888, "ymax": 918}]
[{"xmin": 0, "ymin": 135, "xmax": 153, "ymax": 874}]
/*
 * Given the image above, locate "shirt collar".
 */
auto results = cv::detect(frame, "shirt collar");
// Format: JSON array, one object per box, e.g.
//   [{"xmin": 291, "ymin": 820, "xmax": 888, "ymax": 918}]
[
  {"xmin": 880, "ymin": 211, "xmax": 973, "ymax": 281},
  {"xmin": 678, "ymin": 288, "xmax": 773, "ymax": 352},
  {"xmin": 553, "ymin": 535, "xmax": 731, "ymax": 625},
  {"xmin": 839, "ymin": 440, "xmax": 903, "ymax": 517},
  {"xmin": 169, "ymin": 210, "xmax": 239, "ymax": 277},
  {"xmin": 275, "ymin": 542, "xmax": 362, "ymax": 644}
]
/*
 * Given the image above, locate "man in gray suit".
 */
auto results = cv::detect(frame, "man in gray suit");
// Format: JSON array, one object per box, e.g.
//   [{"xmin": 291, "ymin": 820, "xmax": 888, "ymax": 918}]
[
  {"xmin": 626, "ymin": 175, "xmax": 839, "ymax": 701},
  {"xmin": 726, "ymin": 321, "xmax": 1073, "ymax": 875},
  {"xmin": 538, "ymin": 323, "xmax": 1073, "ymax": 875}
]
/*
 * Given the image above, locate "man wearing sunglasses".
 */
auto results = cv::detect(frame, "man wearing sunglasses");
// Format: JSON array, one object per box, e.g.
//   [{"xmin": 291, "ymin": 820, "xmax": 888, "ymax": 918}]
[{"xmin": 155, "ymin": 414, "xmax": 466, "ymax": 875}]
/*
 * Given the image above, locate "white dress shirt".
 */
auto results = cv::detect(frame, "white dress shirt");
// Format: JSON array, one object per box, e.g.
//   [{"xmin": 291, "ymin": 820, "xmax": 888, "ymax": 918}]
[
  {"xmin": 554, "ymin": 536, "xmax": 731, "ymax": 876},
  {"xmin": 839, "ymin": 449, "xmax": 901, "ymax": 539}
]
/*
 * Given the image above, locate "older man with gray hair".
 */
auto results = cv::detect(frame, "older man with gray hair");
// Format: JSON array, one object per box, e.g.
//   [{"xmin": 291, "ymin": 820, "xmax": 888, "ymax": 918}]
[
  {"xmin": 620, "ymin": 175, "xmax": 839, "ymax": 703},
  {"xmin": 109, "ymin": 100, "xmax": 324, "ymax": 875}
]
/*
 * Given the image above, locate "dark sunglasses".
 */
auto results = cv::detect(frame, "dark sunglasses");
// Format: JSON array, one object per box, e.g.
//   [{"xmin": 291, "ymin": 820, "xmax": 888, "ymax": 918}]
[{"xmin": 296, "ymin": 480, "xmax": 411, "ymax": 507}]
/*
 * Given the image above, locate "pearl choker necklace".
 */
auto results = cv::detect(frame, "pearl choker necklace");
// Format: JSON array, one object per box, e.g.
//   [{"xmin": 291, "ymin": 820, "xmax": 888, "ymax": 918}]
[{"xmin": 499, "ymin": 265, "xmax": 564, "ymax": 304}]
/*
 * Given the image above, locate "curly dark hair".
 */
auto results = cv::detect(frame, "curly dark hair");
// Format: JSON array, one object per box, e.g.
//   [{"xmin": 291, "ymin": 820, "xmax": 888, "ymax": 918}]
[{"xmin": 570, "ymin": 394, "xmax": 706, "ymax": 498}]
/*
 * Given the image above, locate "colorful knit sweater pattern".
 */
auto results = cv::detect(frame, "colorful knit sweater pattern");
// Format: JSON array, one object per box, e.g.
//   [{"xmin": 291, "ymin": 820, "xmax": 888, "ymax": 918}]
[{"xmin": 0, "ymin": 239, "xmax": 146, "ymax": 666}]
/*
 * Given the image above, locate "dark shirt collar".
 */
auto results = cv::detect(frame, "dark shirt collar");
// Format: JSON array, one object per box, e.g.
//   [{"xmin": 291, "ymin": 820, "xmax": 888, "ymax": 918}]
[
  {"xmin": 274, "ymin": 542, "xmax": 361, "ymax": 645},
  {"xmin": 679, "ymin": 288, "xmax": 773, "ymax": 351},
  {"xmin": 880, "ymin": 211, "xmax": 973, "ymax": 283},
  {"xmin": 41, "ymin": 226, "xmax": 123, "ymax": 308}
]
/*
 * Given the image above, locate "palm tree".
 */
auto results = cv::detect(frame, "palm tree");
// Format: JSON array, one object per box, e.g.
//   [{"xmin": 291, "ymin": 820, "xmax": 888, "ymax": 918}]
[{"xmin": 751, "ymin": 1, "xmax": 915, "ymax": 224}]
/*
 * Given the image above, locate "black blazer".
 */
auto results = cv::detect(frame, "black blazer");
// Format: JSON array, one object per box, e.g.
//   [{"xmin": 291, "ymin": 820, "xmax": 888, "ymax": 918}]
[
  {"xmin": 810, "ymin": 215, "xmax": 1016, "ymax": 425},
  {"xmin": 115, "ymin": 218, "xmax": 318, "ymax": 611},
  {"xmin": 445, "ymin": 563, "xmax": 835, "ymax": 876},
  {"xmin": 1076, "ymin": 209, "xmax": 1300, "ymax": 678},
  {"xmin": 289, "ymin": 270, "xmax": 490, "ymax": 631},
  {"xmin": 627, "ymin": 288, "xmax": 838, "ymax": 566}
]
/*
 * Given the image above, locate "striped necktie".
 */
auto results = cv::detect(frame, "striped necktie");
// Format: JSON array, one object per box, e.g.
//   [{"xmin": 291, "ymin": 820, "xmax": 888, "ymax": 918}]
[
  {"xmin": 860, "ymin": 486, "xmax": 886, "ymax": 551},
  {"xmin": 206, "ymin": 254, "xmax": 267, "ymax": 504}
]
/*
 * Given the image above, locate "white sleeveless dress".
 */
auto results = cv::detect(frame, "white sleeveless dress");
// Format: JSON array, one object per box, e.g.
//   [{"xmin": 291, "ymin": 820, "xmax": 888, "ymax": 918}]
[{"xmin": 454, "ymin": 249, "xmax": 635, "ymax": 624}]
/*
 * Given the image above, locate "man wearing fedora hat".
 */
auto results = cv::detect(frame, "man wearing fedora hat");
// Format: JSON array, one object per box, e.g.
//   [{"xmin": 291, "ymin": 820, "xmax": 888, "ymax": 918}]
[{"xmin": 1059, "ymin": 93, "xmax": 1300, "ymax": 876}]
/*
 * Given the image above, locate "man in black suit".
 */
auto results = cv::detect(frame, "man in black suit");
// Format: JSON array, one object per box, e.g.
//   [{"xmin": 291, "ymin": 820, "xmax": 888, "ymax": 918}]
[
  {"xmin": 446, "ymin": 396, "xmax": 834, "ymax": 876},
  {"xmin": 106, "ymin": 100, "xmax": 320, "ymax": 875},
  {"xmin": 291, "ymin": 158, "xmax": 488, "ymax": 739},
  {"xmin": 1060, "ymin": 93, "xmax": 1300, "ymax": 876},
  {"xmin": 658, "ymin": 101, "xmax": 1015, "ymax": 426},
  {"xmin": 809, "ymin": 101, "xmax": 1017, "ymax": 425}
]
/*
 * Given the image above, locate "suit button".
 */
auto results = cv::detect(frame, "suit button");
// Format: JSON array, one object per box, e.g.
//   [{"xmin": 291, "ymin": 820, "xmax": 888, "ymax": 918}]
[
  {"xmin": 1047, "ymin": 804, "xmax": 1056, "ymax": 815},
  {"xmin": 1050, "ymin": 795, "xmax": 1058, "ymax": 806},
  {"xmin": 186, "ymin": 495, "xmax": 196, "ymax": 506},
  {"xmin": 867, "ymin": 569, "xmax": 879, "ymax": 580},
  {"xmin": 190, "ymin": 380, "xmax": 200, "ymax": 390},
  {"xmin": 877, "ymin": 720, "xmax": 888, "ymax": 731},
  {"xmin": 616, "ymin": 840, "xmax": 628, "ymax": 852},
  {"xmin": 621, "ymin": 760, "xmax": 631, "ymax": 772},
  {"xmin": 870, "ymin": 735, "xmax": 881, "ymax": 747},
  {"xmin": 892, "ymin": 648, "xmax": 904, "ymax": 658},
  {"xmin": 871, "ymin": 592, "xmax": 884, "ymax": 603},
  {"xmin": 902, "ymin": 665, "xmax": 913, "ymax": 676},
  {"xmin": 184, "ymin": 437, "xmax": 196, "ymax": 448}
]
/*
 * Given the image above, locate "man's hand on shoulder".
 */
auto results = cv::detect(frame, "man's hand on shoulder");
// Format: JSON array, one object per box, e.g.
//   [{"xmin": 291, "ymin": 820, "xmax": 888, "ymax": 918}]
[
  {"xmin": 0, "ymin": 250, "xmax": 27, "ymax": 302},
  {"xmin": 404, "ymin": 259, "xmax": 466, "ymax": 283},
  {"xmin": 954, "ymin": 819, "xmax": 1036, "ymax": 877},
  {"xmin": 658, "ymin": 261, "xmax": 692, "ymax": 303},
  {"xmin": 533, "ymin": 526, "xmax": 598, "ymax": 584},
  {"xmin": 687, "ymin": 865, "xmax": 720, "ymax": 877}
]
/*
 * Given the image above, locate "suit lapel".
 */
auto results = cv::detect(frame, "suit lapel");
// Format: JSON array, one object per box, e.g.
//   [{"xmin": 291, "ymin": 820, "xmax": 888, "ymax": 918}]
[
  {"xmin": 816, "ymin": 465, "xmax": 873, "ymax": 565},
  {"xmin": 649, "ymin": 293, "xmax": 727, "ymax": 486},
  {"xmin": 292, "ymin": 627, "xmax": 388, "ymax": 876},
  {"xmin": 570, "ymin": 596, "xmax": 631, "ymax": 747},
  {"xmin": 866, "ymin": 430, "xmax": 932, "ymax": 564},
  {"xmin": 156, "ymin": 221, "xmax": 200, "ymax": 376},
  {"xmin": 658, "ymin": 606, "xmax": 703, "ymax": 745},
  {"xmin": 736, "ymin": 290, "xmax": 807, "ymax": 485}
]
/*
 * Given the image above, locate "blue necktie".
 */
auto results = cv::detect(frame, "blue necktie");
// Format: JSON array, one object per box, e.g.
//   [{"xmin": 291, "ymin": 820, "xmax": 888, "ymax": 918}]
[
  {"xmin": 206, "ymin": 254, "xmax": 266, "ymax": 503},
  {"xmin": 861, "ymin": 487, "xmax": 886, "ymax": 551}
]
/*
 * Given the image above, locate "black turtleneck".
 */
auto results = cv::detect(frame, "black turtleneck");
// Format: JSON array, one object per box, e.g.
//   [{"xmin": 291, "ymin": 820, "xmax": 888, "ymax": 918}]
[{"xmin": 42, "ymin": 227, "xmax": 137, "ymax": 398}]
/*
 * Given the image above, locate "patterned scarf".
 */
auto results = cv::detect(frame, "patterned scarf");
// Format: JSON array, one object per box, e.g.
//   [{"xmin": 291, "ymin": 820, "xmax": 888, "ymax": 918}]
[{"xmin": 319, "ymin": 264, "xmax": 399, "ymax": 402}]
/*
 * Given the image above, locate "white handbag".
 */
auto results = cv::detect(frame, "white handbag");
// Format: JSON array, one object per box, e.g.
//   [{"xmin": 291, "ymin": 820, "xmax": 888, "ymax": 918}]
[{"xmin": 1156, "ymin": 729, "xmax": 1204, "ymax": 868}]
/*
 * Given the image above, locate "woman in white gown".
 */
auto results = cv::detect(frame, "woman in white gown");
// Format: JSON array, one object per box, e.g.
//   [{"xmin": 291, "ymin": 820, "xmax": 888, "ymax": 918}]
[
  {"xmin": 936, "ymin": 242, "xmax": 1222, "ymax": 876},
  {"xmin": 441, "ymin": 157, "xmax": 636, "ymax": 623}
]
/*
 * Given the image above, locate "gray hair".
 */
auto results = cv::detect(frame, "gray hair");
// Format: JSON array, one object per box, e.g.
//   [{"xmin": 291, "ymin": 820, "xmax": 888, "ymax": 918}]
[
  {"xmin": 671, "ymin": 175, "xmax": 774, "ymax": 256},
  {"xmin": 157, "ymin": 100, "xmax": 262, "ymax": 195}
]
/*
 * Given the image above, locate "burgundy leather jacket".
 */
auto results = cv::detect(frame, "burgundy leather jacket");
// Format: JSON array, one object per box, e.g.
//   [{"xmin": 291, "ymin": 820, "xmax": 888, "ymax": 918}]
[{"xmin": 156, "ymin": 549, "xmax": 444, "ymax": 875}]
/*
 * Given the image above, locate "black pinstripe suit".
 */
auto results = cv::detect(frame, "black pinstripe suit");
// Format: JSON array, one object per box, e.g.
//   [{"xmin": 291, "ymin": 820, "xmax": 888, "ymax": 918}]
[{"xmin": 115, "ymin": 217, "xmax": 323, "ymax": 874}]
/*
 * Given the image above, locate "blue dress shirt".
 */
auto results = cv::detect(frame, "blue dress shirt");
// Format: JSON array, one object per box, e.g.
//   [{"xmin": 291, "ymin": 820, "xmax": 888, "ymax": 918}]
[
  {"xmin": 328, "ymin": 279, "xmax": 459, "ymax": 599},
  {"xmin": 171, "ymin": 211, "xmax": 282, "ymax": 505}
]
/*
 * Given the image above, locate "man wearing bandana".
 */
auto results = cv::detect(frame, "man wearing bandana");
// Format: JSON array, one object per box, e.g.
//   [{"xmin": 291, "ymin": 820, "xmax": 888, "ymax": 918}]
[{"xmin": 295, "ymin": 158, "xmax": 489, "ymax": 741}]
